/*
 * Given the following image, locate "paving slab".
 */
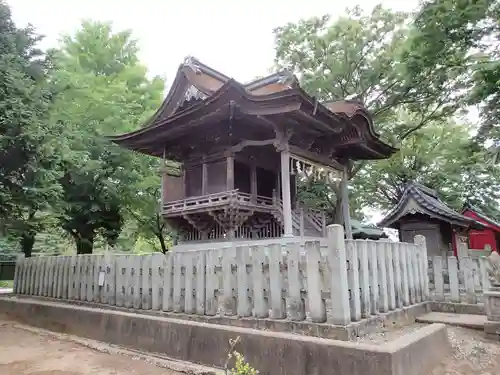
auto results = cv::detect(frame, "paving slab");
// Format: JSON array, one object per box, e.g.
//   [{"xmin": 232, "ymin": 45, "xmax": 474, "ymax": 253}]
[{"xmin": 416, "ymin": 312, "xmax": 487, "ymax": 330}]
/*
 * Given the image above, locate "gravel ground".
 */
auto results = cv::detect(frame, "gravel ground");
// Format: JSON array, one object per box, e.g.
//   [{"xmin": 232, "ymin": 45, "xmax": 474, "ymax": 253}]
[
  {"xmin": 430, "ymin": 326, "xmax": 500, "ymax": 375},
  {"xmin": 357, "ymin": 322, "xmax": 500, "ymax": 375},
  {"xmin": 355, "ymin": 322, "xmax": 428, "ymax": 344}
]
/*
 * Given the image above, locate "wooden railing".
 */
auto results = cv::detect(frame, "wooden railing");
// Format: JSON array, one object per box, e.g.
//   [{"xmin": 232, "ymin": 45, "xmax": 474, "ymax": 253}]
[
  {"xmin": 164, "ymin": 190, "xmax": 235, "ymax": 212},
  {"xmin": 273, "ymin": 200, "xmax": 326, "ymax": 237},
  {"xmin": 165, "ymin": 189, "xmax": 327, "ymax": 239},
  {"xmin": 300, "ymin": 206, "xmax": 326, "ymax": 236},
  {"xmin": 236, "ymin": 192, "xmax": 274, "ymax": 207},
  {"xmin": 163, "ymin": 190, "xmax": 275, "ymax": 214}
]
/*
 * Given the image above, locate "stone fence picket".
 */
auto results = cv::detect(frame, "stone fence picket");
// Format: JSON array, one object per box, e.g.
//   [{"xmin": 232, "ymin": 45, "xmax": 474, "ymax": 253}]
[
  {"xmin": 427, "ymin": 255, "xmax": 490, "ymax": 304},
  {"xmin": 12, "ymin": 225, "xmax": 428, "ymax": 325}
]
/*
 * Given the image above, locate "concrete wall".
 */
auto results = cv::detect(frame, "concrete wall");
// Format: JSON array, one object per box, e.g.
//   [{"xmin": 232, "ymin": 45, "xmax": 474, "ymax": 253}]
[
  {"xmin": 13, "ymin": 225, "xmax": 429, "ymax": 327},
  {"xmin": 0, "ymin": 297, "xmax": 450, "ymax": 375}
]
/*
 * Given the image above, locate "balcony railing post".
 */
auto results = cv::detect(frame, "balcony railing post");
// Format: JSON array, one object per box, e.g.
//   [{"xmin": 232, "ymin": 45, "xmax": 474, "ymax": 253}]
[{"xmin": 300, "ymin": 208, "xmax": 305, "ymax": 238}]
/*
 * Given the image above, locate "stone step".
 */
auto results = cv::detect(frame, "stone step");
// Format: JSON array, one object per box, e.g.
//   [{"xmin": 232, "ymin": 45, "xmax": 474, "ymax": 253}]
[{"xmin": 416, "ymin": 312, "xmax": 486, "ymax": 330}]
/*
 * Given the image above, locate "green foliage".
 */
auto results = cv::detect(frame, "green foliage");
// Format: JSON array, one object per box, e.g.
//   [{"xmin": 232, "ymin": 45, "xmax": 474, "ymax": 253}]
[
  {"xmin": 274, "ymin": 4, "xmax": 500, "ymax": 221},
  {"xmin": 48, "ymin": 20, "xmax": 165, "ymax": 254},
  {"xmin": 0, "ymin": 280, "xmax": 13, "ymax": 288},
  {"xmin": 274, "ymin": 5, "xmax": 468, "ymax": 141},
  {"xmin": 0, "ymin": 0, "xmax": 61, "ymax": 256},
  {"xmin": 224, "ymin": 337, "xmax": 259, "ymax": 375},
  {"xmin": 353, "ymin": 114, "xmax": 500, "ymax": 214},
  {"xmin": 412, "ymin": 0, "xmax": 500, "ymax": 159},
  {"xmin": 229, "ymin": 351, "xmax": 259, "ymax": 375}
]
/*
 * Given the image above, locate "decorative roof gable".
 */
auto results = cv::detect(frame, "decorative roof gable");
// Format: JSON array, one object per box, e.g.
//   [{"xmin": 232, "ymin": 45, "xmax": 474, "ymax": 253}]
[
  {"xmin": 378, "ymin": 183, "xmax": 485, "ymax": 230},
  {"xmin": 109, "ymin": 57, "xmax": 398, "ymax": 161}
]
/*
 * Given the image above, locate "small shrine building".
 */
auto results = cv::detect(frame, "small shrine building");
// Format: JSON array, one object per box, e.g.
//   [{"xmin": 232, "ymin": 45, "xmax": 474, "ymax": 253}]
[
  {"xmin": 378, "ymin": 183, "xmax": 484, "ymax": 257},
  {"xmin": 109, "ymin": 57, "xmax": 396, "ymax": 246},
  {"xmin": 462, "ymin": 202, "xmax": 500, "ymax": 253}
]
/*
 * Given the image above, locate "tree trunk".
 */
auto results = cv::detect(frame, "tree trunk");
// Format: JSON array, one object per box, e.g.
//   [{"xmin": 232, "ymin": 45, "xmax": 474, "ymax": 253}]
[
  {"xmin": 154, "ymin": 213, "xmax": 169, "ymax": 254},
  {"xmin": 157, "ymin": 232, "xmax": 168, "ymax": 254},
  {"xmin": 20, "ymin": 233, "xmax": 35, "ymax": 258},
  {"xmin": 75, "ymin": 232, "xmax": 94, "ymax": 254},
  {"xmin": 333, "ymin": 195, "xmax": 343, "ymax": 225}
]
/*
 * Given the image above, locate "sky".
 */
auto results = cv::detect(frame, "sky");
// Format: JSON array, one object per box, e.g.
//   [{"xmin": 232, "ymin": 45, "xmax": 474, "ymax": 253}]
[{"xmin": 7, "ymin": 0, "xmax": 419, "ymax": 85}]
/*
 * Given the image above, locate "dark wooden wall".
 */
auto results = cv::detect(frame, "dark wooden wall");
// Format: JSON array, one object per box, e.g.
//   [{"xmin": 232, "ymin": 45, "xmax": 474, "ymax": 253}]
[
  {"xmin": 235, "ymin": 161, "xmax": 251, "ymax": 194},
  {"xmin": 163, "ymin": 156, "xmax": 287, "ymax": 201},
  {"xmin": 163, "ymin": 174, "xmax": 185, "ymax": 202},
  {"xmin": 399, "ymin": 217, "xmax": 450, "ymax": 256},
  {"xmin": 206, "ymin": 160, "xmax": 227, "ymax": 194},
  {"xmin": 185, "ymin": 165, "xmax": 203, "ymax": 197}
]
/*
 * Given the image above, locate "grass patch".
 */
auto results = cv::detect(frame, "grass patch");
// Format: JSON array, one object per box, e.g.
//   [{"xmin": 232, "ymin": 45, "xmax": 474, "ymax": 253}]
[{"xmin": 0, "ymin": 280, "xmax": 13, "ymax": 288}]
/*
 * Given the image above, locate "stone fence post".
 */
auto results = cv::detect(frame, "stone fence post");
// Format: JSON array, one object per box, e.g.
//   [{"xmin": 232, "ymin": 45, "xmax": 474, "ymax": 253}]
[
  {"xmin": 327, "ymin": 224, "xmax": 350, "ymax": 325},
  {"xmin": 12, "ymin": 253, "xmax": 25, "ymax": 294},
  {"xmin": 414, "ymin": 235, "xmax": 429, "ymax": 300}
]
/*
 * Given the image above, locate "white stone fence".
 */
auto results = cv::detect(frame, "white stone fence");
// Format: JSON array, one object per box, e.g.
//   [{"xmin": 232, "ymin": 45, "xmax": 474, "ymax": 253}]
[
  {"xmin": 427, "ymin": 255, "xmax": 491, "ymax": 304},
  {"xmin": 12, "ymin": 225, "xmax": 429, "ymax": 326}
]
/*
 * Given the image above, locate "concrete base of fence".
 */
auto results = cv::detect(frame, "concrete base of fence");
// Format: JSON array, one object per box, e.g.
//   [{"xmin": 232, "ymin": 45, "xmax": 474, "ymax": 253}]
[
  {"xmin": 484, "ymin": 321, "xmax": 500, "ymax": 341},
  {"xmin": 429, "ymin": 301, "xmax": 486, "ymax": 315},
  {"xmin": 345, "ymin": 302, "xmax": 431, "ymax": 338},
  {"xmin": 0, "ymin": 296, "xmax": 450, "ymax": 375},
  {"xmin": 7, "ymin": 295, "xmax": 431, "ymax": 341}
]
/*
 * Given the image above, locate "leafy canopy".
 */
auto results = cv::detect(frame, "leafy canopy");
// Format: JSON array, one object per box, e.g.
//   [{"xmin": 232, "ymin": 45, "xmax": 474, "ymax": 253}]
[
  {"xmin": 0, "ymin": 0, "xmax": 61, "ymax": 256},
  {"xmin": 49, "ymin": 20, "xmax": 164, "ymax": 253}
]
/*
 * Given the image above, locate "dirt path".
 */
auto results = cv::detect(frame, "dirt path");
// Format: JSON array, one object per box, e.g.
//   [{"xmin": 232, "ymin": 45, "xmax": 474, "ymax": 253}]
[{"xmin": 0, "ymin": 319, "xmax": 214, "ymax": 375}]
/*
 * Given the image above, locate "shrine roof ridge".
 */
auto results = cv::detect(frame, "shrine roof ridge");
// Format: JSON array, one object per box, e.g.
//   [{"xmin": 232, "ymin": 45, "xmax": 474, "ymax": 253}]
[{"xmin": 378, "ymin": 183, "xmax": 485, "ymax": 230}]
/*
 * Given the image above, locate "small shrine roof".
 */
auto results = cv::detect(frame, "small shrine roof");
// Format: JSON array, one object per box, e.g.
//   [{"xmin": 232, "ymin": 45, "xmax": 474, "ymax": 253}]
[
  {"xmin": 351, "ymin": 219, "xmax": 388, "ymax": 240},
  {"xmin": 462, "ymin": 202, "xmax": 500, "ymax": 232},
  {"xmin": 378, "ymin": 183, "xmax": 485, "ymax": 230}
]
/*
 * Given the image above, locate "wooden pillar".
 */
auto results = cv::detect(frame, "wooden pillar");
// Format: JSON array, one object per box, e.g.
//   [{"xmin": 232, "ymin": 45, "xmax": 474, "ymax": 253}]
[
  {"xmin": 182, "ymin": 164, "xmax": 187, "ymax": 198},
  {"xmin": 226, "ymin": 154, "xmax": 234, "ymax": 191},
  {"xmin": 250, "ymin": 163, "xmax": 257, "ymax": 202},
  {"xmin": 202, "ymin": 161, "xmax": 208, "ymax": 195},
  {"xmin": 280, "ymin": 147, "xmax": 293, "ymax": 237},
  {"xmin": 160, "ymin": 148, "xmax": 166, "ymax": 211},
  {"xmin": 340, "ymin": 162, "xmax": 353, "ymax": 239}
]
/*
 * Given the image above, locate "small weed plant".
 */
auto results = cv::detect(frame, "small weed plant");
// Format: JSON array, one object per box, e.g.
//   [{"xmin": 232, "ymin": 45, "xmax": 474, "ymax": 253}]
[{"xmin": 224, "ymin": 337, "xmax": 259, "ymax": 375}]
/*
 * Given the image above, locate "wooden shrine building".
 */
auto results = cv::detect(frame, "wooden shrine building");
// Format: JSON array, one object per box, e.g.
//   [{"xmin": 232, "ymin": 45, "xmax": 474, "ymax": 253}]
[
  {"xmin": 462, "ymin": 202, "xmax": 500, "ymax": 253},
  {"xmin": 378, "ymin": 183, "xmax": 484, "ymax": 257},
  {"xmin": 110, "ymin": 57, "xmax": 396, "ymax": 245}
]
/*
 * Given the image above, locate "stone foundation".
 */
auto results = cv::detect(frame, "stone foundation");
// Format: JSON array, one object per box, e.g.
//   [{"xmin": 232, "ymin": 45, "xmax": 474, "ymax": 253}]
[
  {"xmin": 9, "ymin": 294, "xmax": 430, "ymax": 341},
  {"xmin": 484, "ymin": 286, "xmax": 500, "ymax": 340},
  {"xmin": 0, "ymin": 296, "xmax": 450, "ymax": 375},
  {"xmin": 429, "ymin": 301, "xmax": 485, "ymax": 315}
]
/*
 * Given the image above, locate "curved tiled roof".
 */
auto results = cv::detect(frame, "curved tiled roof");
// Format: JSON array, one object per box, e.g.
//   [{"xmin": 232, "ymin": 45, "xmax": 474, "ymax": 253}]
[
  {"xmin": 378, "ymin": 183, "xmax": 485, "ymax": 230},
  {"xmin": 108, "ymin": 56, "xmax": 398, "ymax": 161}
]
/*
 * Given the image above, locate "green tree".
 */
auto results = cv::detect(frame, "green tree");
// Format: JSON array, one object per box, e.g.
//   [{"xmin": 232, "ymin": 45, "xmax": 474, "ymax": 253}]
[
  {"xmin": 408, "ymin": 0, "xmax": 500, "ymax": 157},
  {"xmin": 353, "ymin": 114, "xmax": 500, "ymax": 215},
  {"xmin": 0, "ymin": 1, "xmax": 61, "ymax": 256},
  {"xmin": 123, "ymin": 158, "xmax": 176, "ymax": 254},
  {"xmin": 273, "ymin": 5, "xmax": 481, "ymax": 223},
  {"xmin": 49, "ymin": 21, "xmax": 164, "ymax": 254}
]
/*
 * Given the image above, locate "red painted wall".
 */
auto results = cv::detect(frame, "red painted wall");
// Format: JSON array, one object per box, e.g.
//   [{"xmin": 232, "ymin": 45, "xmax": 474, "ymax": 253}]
[{"xmin": 463, "ymin": 210, "xmax": 498, "ymax": 252}]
